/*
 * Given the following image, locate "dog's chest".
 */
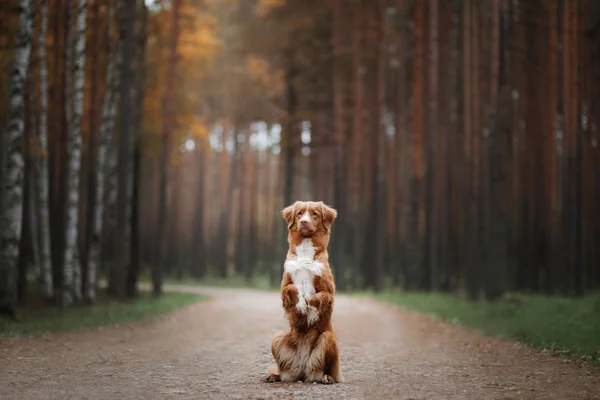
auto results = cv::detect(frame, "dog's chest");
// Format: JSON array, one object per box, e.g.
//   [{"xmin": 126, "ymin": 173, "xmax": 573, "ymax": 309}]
[{"xmin": 286, "ymin": 239, "xmax": 322, "ymax": 300}]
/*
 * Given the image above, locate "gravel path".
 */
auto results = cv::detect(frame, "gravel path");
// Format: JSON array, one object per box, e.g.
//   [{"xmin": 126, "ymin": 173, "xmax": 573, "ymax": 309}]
[{"xmin": 1, "ymin": 285, "xmax": 599, "ymax": 399}]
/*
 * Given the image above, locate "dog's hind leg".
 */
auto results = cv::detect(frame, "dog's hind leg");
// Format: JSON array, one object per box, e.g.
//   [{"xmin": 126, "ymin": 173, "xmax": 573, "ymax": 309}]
[
  {"xmin": 304, "ymin": 331, "xmax": 342, "ymax": 384},
  {"xmin": 266, "ymin": 331, "xmax": 302, "ymax": 383},
  {"xmin": 264, "ymin": 331, "xmax": 285, "ymax": 382},
  {"xmin": 326, "ymin": 337, "xmax": 343, "ymax": 384}
]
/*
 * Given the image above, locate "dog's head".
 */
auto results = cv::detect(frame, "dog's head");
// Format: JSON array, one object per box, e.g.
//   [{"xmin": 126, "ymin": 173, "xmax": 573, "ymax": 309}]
[{"xmin": 282, "ymin": 201, "xmax": 337, "ymax": 237}]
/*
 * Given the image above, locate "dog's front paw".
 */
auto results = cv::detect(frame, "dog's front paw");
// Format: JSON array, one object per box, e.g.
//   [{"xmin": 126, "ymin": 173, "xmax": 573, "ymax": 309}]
[
  {"xmin": 309, "ymin": 261, "xmax": 324, "ymax": 276},
  {"xmin": 321, "ymin": 375, "xmax": 335, "ymax": 384},
  {"xmin": 263, "ymin": 373, "xmax": 281, "ymax": 383},
  {"xmin": 295, "ymin": 295, "xmax": 307, "ymax": 314},
  {"xmin": 282, "ymin": 285, "xmax": 299, "ymax": 310},
  {"xmin": 307, "ymin": 305, "xmax": 319, "ymax": 325}
]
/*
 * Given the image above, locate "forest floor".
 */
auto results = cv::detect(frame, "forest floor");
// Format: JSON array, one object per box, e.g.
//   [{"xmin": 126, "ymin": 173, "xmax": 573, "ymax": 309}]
[{"xmin": 1, "ymin": 284, "xmax": 599, "ymax": 400}]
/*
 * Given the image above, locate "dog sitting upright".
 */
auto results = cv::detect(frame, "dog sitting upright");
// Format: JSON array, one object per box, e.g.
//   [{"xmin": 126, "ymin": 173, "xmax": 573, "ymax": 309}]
[{"xmin": 264, "ymin": 201, "xmax": 342, "ymax": 384}]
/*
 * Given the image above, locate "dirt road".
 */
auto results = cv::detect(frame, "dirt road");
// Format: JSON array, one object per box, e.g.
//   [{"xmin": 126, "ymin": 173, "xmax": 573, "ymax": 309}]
[{"xmin": 1, "ymin": 285, "xmax": 599, "ymax": 400}]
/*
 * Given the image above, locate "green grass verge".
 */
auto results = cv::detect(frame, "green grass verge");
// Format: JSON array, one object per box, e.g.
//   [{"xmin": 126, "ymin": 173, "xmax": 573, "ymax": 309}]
[
  {"xmin": 139, "ymin": 273, "xmax": 278, "ymax": 292},
  {"xmin": 368, "ymin": 291, "xmax": 600, "ymax": 366},
  {"xmin": 0, "ymin": 292, "xmax": 206, "ymax": 338}
]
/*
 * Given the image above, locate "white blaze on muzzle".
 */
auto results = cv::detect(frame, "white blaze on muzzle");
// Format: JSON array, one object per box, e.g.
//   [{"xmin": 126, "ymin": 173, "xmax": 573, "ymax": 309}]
[{"xmin": 299, "ymin": 203, "xmax": 311, "ymax": 224}]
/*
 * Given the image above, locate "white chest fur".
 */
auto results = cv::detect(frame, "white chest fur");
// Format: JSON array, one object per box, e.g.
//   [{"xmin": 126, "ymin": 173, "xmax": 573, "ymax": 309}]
[{"xmin": 285, "ymin": 239, "xmax": 323, "ymax": 301}]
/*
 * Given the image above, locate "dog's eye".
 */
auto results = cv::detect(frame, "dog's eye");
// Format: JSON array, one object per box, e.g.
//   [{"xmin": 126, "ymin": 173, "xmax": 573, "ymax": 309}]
[
  {"xmin": 312, "ymin": 212, "xmax": 317, "ymax": 216},
  {"xmin": 298, "ymin": 212, "xmax": 302, "ymax": 216}
]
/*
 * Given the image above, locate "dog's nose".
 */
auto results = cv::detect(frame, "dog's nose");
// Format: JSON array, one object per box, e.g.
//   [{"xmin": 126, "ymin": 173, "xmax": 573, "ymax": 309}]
[{"xmin": 300, "ymin": 220, "xmax": 308, "ymax": 225}]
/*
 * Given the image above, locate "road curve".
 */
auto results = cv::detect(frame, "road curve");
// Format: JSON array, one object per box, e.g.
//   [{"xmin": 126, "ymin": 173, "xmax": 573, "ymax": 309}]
[{"xmin": 1, "ymin": 285, "xmax": 599, "ymax": 399}]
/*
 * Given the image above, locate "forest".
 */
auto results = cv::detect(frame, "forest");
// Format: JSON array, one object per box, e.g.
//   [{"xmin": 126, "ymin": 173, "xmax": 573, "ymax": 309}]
[{"xmin": 1, "ymin": 0, "xmax": 599, "ymax": 317}]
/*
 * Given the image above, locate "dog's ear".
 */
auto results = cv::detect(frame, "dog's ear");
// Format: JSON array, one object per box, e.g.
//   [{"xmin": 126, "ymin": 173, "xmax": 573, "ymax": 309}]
[
  {"xmin": 282, "ymin": 202, "xmax": 298, "ymax": 229},
  {"xmin": 320, "ymin": 202, "xmax": 337, "ymax": 232}
]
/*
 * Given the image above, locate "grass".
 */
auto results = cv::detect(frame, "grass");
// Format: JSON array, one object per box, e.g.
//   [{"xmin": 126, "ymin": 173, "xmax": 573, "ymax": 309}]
[
  {"xmin": 138, "ymin": 272, "xmax": 278, "ymax": 292},
  {"xmin": 0, "ymin": 291, "xmax": 206, "ymax": 338},
  {"xmin": 368, "ymin": 290, "xmax": 600, "ymax": 366}
]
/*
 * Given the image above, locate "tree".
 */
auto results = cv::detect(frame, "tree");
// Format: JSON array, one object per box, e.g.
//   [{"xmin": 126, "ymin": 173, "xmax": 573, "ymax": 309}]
[
  {"xmin": 109, "ymin": 0, "xmax": 137, "ymax": 299},
  {"xmin": 407, "ymin": 0, "xmax": 424, "ymax": 290},
  {"xmin": 35, "ymin": 0, "xmax": 54, "ymax": 300},
  {"xmin": 88, "ymin": 0, "xmax": 118, "ymax": 303},
  {"xmin": 484, "ymin": 0, "xmax": 509, "ymax": 300},
  {"xmin": 349, "ymin": 0, "xmax": 364, "ymax": 289},
  {"xmin": 61, "ymin": 0, "xmax": 87, "ymax": 306},
  {"xmin": 155, "ymin": 0, "xmax": 183, "ymax": 296},
  {"xmin": 331, "ymin": 0, "xmax": 348, "ymax": 290},
  {"xmin": 127, "ymin": 0, "xmax": 150, "ymax": 298},
  {"xmin": 0, "ymin": 0, "xmax": 34, "ymax": 316}
]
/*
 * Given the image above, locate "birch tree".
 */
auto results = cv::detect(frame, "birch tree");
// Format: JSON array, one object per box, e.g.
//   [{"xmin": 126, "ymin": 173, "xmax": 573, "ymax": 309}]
[
  {"xmin": 35, "ymin": 0, "xmax": 54, "ymax": 300},
  {"xmin": 0, "ymin": 0, "xmax": 34, "ymax": 316},
  {"xmin": 62, "ymin": 0, "xmax": 87, "ymax": 306}
]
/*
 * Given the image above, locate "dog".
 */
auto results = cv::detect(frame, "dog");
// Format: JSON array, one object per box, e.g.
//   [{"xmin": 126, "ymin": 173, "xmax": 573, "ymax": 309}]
[{"xmin": 264, "ymin": 201, "xmax": 342, "ymax": 384}]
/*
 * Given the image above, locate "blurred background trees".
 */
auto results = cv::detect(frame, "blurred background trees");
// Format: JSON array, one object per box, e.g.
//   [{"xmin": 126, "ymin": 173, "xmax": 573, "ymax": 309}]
[{"xmin": 0, "ymin": 0, "xmax": 599, "ymax": 314}]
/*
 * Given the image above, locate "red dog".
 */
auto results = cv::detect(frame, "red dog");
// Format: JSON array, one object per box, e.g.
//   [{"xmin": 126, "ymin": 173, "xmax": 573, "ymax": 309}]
[{"xmin": 264, "ymin": 201, "xmax": 342, "ymax": 384}]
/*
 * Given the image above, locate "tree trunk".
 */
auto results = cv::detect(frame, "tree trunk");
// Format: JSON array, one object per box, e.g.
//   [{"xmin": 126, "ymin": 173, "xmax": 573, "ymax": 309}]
[
  {"xmin": 426, "ymin": 0, "xmax": 439, "ymax": 290},
  {"xmin": 155, "ymin": 0, "xmax": 182, "ymax": 295},
  {"xmin": 0, "ymin": 0, "xmax": 34, "ymax": 316},
  {"xmin": 407, "ymin": 0, "xmax": 424, "ymax": 290},
  {"xmin": 191, "ymin": 149, "xmax": 207, "ymax": 278},
  {"xmin": 349, "ymin": 0, "xmax": 364, "ymax": 288},
  {"xmin": 61, "ymin": 0, "xmax": 87, "ymax": 306},
  {"xmin": 218, "ymin": 124, "xmax": 238, "ymax": 278},
  {"xmin": 19, "ymin": 61, "xmax": 36, "ymax": 306},
  {"xmin": 111, "ymin": 0, "xmax": 137, "ymax": 299},
  {"xmin": 444, "ymin": 0, "xmax": 461, "ymax": 291},
  {"xmin": 331, "ymin": 0, "xmax": 348, "ymax": 290},
  {"xmin": 17, "ymin": 148, "xmax": 32, "ymax": 306},
  {"xmin": 372, "ymin": 0, "xmax": 385, "ymax": 292},
  {"xmin": 126, "ymin": 0, "xmax": 149, "ymax": 298},
  {"xmin": 282, "ymin": 49, "xmax": 297, "ymax": 209},
  {"xmin": 484, "ymin": 0, "xmax": 509, "ymax": 301},
  {"xmin": 126, "ymin": 142, "xmax": 141, "ymax": 297},
  {"xmin": 82, "ymin": 0, "xmax": 101, "ymax": 300},
  {"xmin": 88, "ymin": 0, "xmax": 118, "ymax": 302},
  {"xmin": 545, "ymin": 0, "xmax": 558, "ymax": 294},
  {"xmin": 35, "ymin": 0, "xmax": 53, "ymax": 300},
  {"xmin": 49, "ymin": 0, "xmax": 67, "ymax": 293},
  {"xmin": 463, "ymin": 0, "xmax": 481, "ymax": 299},
  {"xmin": 394, "ymin": 0, "xmax": 408, "ymax": 287}
]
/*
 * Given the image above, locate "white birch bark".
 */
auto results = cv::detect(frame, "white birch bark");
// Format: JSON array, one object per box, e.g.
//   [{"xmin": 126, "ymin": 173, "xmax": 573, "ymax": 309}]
[
  {"xmin": 0, "ymin": 0, "xmax": 34, "ymax": 313},
  {"xmin": 87, "ymin": 0, "xmax": 118, "ymax": 302},
  {"xmin": 35, "ymin": 0, "xmax": 54, "ymax": 299},
  {"xmin": 62, "ymin": 0, "xmax": 87, "ymax": 306}
]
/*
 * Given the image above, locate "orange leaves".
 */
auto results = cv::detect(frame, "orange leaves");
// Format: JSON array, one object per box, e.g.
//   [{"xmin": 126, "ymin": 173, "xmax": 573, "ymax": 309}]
[
  {"xmin": 245, "ymin": 55, "xmax": 270, "ymax": 81},
  {"xmin": 257, "ymin": 0, "xmax": 286, "ymax": 17},
  {"xmin": 175, "ymin": 114, "xmax": 208, "ymax": 141},
  {"xmin": 189, "ymin": 117, "xmax": 208, "ymax": 141},
  {"xmin": 245, "ymin": 55, "xmax": 284, "ymax": 100},
  {"xmin": 178, "ymin": 6, "xmax": 220, "ymax": 67},
  {"xmin": 141, "ymin": 3, "xmax": 219, "ymax": 158}
]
